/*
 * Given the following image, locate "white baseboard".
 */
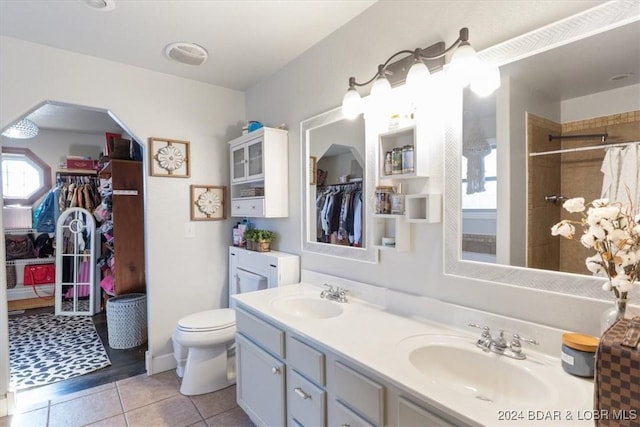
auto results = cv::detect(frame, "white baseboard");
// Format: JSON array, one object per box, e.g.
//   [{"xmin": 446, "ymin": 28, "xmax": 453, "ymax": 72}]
[{"xmin": 145, "ymin": 351, "xmax": 176, "ymax": 376}]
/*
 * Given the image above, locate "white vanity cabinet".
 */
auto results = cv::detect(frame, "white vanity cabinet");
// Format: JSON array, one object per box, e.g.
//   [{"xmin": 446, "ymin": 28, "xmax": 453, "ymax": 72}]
[
  {"xmin": 235, "ymin": 303, "xmax": 464, "ymax": 427},
  {"xmin": 235, "ymin": 308, "xmax": 286, "ymax": 427},
  {"xmin": 228, "ymin": 127, "xmax": 289, "ymax": 218}
]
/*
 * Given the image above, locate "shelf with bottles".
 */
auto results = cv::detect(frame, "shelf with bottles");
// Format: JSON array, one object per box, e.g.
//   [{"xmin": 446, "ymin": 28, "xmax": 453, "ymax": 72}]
[{"xmin": 379, "ymin": 124, "xmax": 430, "ymax": 180}]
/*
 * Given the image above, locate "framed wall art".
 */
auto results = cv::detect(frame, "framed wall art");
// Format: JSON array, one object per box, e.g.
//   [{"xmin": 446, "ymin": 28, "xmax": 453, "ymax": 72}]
[
  {"xmin": 149, "ymin": 137, "xmax": 191, "ymax": 178},
  {"xmin": 190, "ymin": 185, "xmax": 227, "ymax": 221}
]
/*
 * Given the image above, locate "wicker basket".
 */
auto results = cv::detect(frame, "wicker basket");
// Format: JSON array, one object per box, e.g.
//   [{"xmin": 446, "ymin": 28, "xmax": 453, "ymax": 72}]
[
  {"xmin": 246, "ymin": 240, "xmax": 271, "ymax": 252},
  {"xmin": 106, "ymin": 293, "xmax": 147, "ymax": 349}
]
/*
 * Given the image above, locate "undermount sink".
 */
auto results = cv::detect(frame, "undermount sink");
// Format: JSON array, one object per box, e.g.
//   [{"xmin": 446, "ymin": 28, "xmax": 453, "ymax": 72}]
[
  {"xmin": 270, "ymin": 296, "xmax": 344, "ymax": 319},
  {"xmin": 400, "ymin": 335, "xmax": 554, "ymax": 406}
]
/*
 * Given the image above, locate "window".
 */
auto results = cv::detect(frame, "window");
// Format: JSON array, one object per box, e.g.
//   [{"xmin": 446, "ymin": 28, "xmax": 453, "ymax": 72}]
[{"xmin": 2, "ymin": 147, "xmax": 51, "ymax": 206}]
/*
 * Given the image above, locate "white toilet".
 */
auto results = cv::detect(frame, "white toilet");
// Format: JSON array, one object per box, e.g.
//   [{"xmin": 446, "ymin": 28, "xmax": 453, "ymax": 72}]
[{"xmin": 172, "ymin": 266, "xmax": 266, "ymax": 395}]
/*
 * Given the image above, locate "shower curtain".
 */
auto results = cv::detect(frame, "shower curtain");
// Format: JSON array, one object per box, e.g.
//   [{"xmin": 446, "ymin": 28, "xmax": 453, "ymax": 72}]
[{"xmin": 600, "ymin": 142, "xmax": 640, "ymax": 207}]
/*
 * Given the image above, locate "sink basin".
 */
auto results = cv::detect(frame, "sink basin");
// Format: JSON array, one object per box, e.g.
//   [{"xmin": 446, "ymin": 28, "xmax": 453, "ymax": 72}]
[
  {"xmin": 270, "ymin": 296, "xmax": 344, "ymax": 319},
  {"xmin": 401, "ymin": 335, "xmax": 553, "ymax": 406}
]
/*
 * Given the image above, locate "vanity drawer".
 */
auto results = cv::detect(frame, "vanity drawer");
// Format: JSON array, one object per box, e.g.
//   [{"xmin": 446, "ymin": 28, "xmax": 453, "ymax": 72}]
[
  {"xmin": 231, "ymin": 197, "xmax": 264, "ymax": 217},
  {"xmin": 287, "ymin": 335, "xmax": 325, "ymax": 385},
  {"xmin": 397, "ymin": 397, "xmax": 456, "ymax": 427},
  {"xmin": 287, "ymin": 368, "xmax": 326, "ymax": 427},
  {"xmin": 235, "ymin": 307, "xmax": 284, "ymax": 358},
  {"xmin": 333, "ymin": 361, "xmax": 384, "ymax": 426},
  {"xmin": 330, "ymin": 398, "xmax": 375, "ymax": 427}
]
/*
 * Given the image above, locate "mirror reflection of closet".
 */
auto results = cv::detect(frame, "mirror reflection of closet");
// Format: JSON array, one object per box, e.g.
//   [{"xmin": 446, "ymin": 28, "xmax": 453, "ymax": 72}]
[{"xmin": 310, "ymin": 116, "xmax": 365, "ymax": 247}]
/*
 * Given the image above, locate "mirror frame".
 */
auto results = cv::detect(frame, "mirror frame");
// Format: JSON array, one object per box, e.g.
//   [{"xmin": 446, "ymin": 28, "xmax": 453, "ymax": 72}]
[
  {"xmin": 444, "ymin": 1, "xmax": 640, "ymax": 303},
  {"xmin": 300, "ymin": 106, "xmax": 378, "ymax": 263}
]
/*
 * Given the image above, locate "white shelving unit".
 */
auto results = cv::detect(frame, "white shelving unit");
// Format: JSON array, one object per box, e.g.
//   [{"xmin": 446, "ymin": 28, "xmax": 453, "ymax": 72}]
[
  {"xmin": 229, "ymin": 127, "xmax": 289, "ymax": 218},
  {"xmin": 373, "ymin": 121, "xmax": 442, "ymax": 252}
]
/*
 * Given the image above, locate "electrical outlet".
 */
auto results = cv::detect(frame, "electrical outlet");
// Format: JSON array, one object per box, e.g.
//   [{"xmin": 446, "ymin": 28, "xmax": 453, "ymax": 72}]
[{"xmin": 184, "ymin": 222, "xmax": 195, "ymax": 238}]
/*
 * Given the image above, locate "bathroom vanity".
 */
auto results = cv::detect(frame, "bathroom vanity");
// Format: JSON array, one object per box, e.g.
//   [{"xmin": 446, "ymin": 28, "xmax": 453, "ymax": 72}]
[{"xmin": 233, "ymin": 278, "xmax": 594, "ymax": 427}]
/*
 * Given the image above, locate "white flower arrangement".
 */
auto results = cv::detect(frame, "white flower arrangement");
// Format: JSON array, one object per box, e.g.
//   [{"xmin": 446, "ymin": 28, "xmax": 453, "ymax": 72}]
[{"xmin": 551, "ymin": 197, "xmax": 640, "ymax": 300}]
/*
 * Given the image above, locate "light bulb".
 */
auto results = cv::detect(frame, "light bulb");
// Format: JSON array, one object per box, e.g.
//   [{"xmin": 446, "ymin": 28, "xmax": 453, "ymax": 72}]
[
  {"xmin": 447, "ymin": 42, "xmax": 479, "ymax": 87},
  {"xmin": 406, "ymin": 60, "xmax": 431, "ymax": 92},
  {"xmin": 470, "ymin": 64, "xmax": 501, "ymax": 97},
  {"xmin": 370, "ymin": 75, "xmax": 391, "ymax": 99},
  {"xmin": 342, "ymin": 87, "xmax": 363, "ymax": 119}
]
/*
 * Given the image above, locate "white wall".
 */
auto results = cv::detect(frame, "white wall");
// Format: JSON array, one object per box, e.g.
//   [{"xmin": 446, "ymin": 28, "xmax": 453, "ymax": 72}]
[
  {"xmin": 561, "ymin": 83, "xmax": 640, "ymax": 122},
  {"xmin": 0, "ymin": 35, "xmax": 245, "ymax": 403},
  {"xmin": 245, "ymin": 1, "xmax": 606, "ymax": 322}
]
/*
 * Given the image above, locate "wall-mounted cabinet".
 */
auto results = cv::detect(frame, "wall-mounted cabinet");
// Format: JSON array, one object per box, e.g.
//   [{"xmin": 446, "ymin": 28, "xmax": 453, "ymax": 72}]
[
  {"xmin": 378, "ymin": 125, "xmax": 429, "ymax": 179},
  {"xmin": 228, "ymin": 127, "xmax": 288, "ymax": 218}
]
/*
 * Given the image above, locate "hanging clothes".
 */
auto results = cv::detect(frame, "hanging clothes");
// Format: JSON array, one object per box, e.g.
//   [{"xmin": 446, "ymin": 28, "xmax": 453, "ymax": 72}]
[
  {"xmin": 601, "ymin": 142, "xmax": 640, "ymax": 207},
  {"xmin": 315, "ymin": 182, "xmax": 362, "ymax": 246}
]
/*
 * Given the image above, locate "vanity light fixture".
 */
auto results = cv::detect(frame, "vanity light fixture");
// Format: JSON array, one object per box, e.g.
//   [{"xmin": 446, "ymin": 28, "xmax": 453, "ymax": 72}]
[
  {"xmin": 1, "ymin": 118, "xmax": 39, "ymax": 139},
  {"xmin": 341, "ymin": 28, "xmax": 500, "ymax": 119}
]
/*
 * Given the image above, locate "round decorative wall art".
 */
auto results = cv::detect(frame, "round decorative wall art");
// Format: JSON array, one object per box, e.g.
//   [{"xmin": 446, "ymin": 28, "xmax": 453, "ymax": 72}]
[
  {"xmin": 149, "ymin": 137, "xmax": 191, "ymax": 177},
  {"xmin": 190, "ymin": 185, "xmax": 226, "ymax": 220}
]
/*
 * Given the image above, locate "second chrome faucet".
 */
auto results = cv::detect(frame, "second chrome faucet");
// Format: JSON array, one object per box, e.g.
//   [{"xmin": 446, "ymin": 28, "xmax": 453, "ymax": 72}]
[{"xmin": 468, "ymin": 323, "xmax": 538, "ymax": 360}]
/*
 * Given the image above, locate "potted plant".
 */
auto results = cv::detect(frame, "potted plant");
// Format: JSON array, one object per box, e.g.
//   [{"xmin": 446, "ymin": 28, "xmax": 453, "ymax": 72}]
[{"xmin": 244, "ymin": 229, "xmax": 276, "ymax": 252}]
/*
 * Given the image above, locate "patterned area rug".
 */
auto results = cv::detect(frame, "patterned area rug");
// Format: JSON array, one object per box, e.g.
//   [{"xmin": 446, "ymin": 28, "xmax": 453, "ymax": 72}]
[{"xmin": 8, "ymin": 313, "xmax": 111, "ymax": 390}]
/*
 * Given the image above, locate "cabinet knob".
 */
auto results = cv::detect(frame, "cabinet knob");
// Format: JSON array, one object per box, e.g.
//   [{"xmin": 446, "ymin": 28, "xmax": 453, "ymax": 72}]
[
  {"xmin": 341, "ymin": 424, "xmax": 351, "ymax": 427},
  {"xmin": 294, "ymin": 387, "xmax": 311, "ymax": 400},
  {"xmin": 271, "ymin": 367, "xmax": 280, "ymax": 375}
]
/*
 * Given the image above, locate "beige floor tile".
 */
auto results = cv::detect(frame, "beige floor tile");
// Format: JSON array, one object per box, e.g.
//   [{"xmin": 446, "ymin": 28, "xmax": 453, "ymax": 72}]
[
  {"xmin": 48, "ymin": 388, "xmax": 123, "ymax": 427},
  {"xmin": 125, "ymin": 395, "xmax": 202, "ymax": 427},
  {"xmin": 117, "ymin": 371, "xmax": 180, "ymax": 412},
  {"xmin": 190, "ymin": 385, "xmax": 237, "ymax": 419},
  {"xmin": 0, "ymin": 407, "xmax": 49, "ymax": 427},
  {"xmin": 9, "ymin": 397, "xmax": 49, "ymax": 415},
  {"xmin": 205, "ymin": 407, "xmax": 254, "ymax": 427},
  {"xmin": 83, "ymin": 414, "xmax": 127, "ymax": 427},
  {"xmin": 50, "ymin": 382, "xmax": 116, "ymax": 405},
  {"xmin": 187, "ymin": 422, "xmax": 207, "ymax": 427}
]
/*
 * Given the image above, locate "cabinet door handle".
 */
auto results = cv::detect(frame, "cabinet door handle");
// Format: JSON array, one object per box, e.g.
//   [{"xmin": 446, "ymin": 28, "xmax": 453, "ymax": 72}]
[
  {"xmin": 341, "ymin": 424, "xmax": 351, "ymax": 427},
  {"xmin": 271, "ymin": 367, "xmax": 280, "ymax": 375},
  {"xmin": 294, "ymin": 387, "xmax": 311, "ymax": 400}
]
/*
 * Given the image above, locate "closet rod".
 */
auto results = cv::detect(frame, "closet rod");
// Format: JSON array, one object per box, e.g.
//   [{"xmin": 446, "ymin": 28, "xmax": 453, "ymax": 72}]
[
  {"xmin": 548, "ymin": 133, "xmax": 608, "ymax": 142},
  {"xmin": 530, "ymin": 140, "xmax": 639, "ymax": 157}
]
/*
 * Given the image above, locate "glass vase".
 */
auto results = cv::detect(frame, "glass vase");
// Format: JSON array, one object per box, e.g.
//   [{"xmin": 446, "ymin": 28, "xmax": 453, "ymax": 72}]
[{"xmin": 600, "ymin": 298, "xmax": 627, "ymax": 334}]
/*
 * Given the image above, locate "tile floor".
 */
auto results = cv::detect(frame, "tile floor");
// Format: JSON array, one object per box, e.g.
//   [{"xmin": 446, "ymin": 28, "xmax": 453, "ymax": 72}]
[{"xmin": 0, "ymin": 371, "xmax": 254, "ymax": 427}]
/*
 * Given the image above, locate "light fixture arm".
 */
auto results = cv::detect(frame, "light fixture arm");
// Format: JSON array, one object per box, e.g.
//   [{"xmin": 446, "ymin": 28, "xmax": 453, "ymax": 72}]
[{"xmin": 345, "ymin": 28, "xmax": 470, "ymax": 90}]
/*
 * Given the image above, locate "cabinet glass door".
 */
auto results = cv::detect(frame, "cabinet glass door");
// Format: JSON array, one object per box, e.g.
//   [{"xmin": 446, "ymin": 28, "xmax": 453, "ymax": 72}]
[
  {"xmin": 247, "ymin": 139, "xmax": 264, "ymax": 180},
  {"xmin": 232, "ymin": 145, "xmax": 247, "ymax": 182}
]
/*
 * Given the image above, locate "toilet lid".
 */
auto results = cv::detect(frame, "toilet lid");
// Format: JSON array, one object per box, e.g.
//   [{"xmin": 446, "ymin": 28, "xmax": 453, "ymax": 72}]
[{"xmin": 178, "ymin": 309, "xmax": 235, "ymax": 332}]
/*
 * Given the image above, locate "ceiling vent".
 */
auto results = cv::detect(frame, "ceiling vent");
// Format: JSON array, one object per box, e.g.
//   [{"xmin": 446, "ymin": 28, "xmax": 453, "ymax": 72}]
[{"xmin": 164, "ymin": 42, "xmax": 209, "ymax": 66}]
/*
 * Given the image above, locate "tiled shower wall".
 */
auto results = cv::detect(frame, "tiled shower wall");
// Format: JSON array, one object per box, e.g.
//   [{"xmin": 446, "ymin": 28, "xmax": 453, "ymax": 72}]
[{"xmin": 527, "ymin": 110, "xmax": 640, "ymax": 274}]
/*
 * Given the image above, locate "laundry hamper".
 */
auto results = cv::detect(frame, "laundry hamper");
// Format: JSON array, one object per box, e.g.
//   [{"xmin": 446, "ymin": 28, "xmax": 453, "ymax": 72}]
[{"xmin": 106, "ymin": 293, "xmax": 147, "ymax": 349}]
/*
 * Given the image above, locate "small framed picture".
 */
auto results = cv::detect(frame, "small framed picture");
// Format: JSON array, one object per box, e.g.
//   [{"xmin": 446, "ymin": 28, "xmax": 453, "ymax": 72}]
[
  {"xmin": 149, "ymin": 137, "xmax": 191, "ymax": 178},
  {"xmin": 190, "ymin": 185, "xmax": 227, "ymax": 221},
  {"xmin": 309, "ymin": 156, "xmax": 317, "ymax": 185}
]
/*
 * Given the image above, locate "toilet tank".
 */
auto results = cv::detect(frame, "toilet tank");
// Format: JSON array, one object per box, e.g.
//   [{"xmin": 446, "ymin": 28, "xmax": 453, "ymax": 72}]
[{"xmin": 228, "ymin": 246, "xmax": 300, "ymax": 305}]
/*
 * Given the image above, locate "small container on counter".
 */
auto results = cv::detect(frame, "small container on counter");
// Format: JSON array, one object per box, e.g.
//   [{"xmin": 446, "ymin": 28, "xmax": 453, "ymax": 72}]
[{"xmin": 561, "ymin": 333, "xmax": 599, "ymax": 377}]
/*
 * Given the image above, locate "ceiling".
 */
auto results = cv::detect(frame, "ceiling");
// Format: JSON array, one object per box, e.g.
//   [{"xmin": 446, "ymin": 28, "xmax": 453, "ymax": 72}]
[{"xmin": 0, "ymin": 0, "xmax": 376, "ymax": 91}]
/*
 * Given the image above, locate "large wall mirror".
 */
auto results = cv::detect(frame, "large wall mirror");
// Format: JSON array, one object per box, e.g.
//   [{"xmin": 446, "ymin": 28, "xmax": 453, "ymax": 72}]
[
  {"xmin": 301, "ymin": 106, "xmax": 378, "ymax": 263},
  {"xmin": 445, "ymin": 1, "xmax": 640, "ymax": 303}
]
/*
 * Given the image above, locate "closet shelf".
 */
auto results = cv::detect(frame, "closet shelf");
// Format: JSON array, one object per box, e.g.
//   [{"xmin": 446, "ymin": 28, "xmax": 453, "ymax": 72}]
[{"xmin": 6, "ymin": 257, "xmax": 55, "ymax": 266}]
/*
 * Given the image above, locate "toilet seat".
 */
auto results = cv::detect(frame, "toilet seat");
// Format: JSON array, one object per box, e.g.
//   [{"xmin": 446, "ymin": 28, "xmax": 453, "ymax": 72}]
[{"xmin": 177, "ymin": 309, "xmax": 235, "ymax": 333}]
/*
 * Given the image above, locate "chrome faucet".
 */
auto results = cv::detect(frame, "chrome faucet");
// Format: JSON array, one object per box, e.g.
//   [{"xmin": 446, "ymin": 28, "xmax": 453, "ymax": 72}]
[
  {"xmin": 468, "ymin": 324, "xmax": 538, "ymax": 360},
  {"xmin": 320, "ymin": 284, "xmax": 348, "ymax": 303}
]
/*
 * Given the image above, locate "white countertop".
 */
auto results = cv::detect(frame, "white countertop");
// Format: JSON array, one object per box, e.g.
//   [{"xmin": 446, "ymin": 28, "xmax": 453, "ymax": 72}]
[{"xmin": 233, "ymin": 283, "xmax": 595, "ymax": 427}]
